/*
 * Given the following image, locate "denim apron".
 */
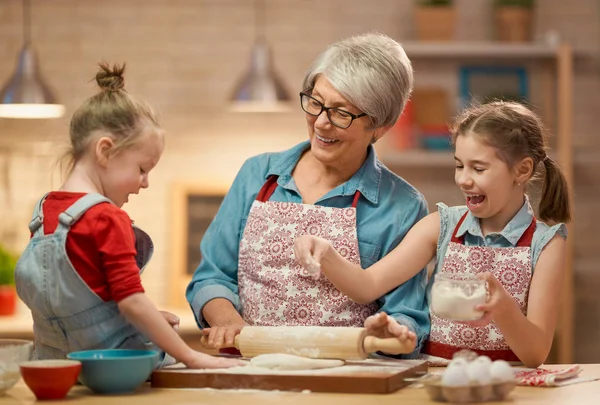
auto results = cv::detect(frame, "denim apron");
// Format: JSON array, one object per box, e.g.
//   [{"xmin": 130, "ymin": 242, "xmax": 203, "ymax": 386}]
[{"xmin": 15, "ymin": 193, "xmax": 170, "ymax": 367}]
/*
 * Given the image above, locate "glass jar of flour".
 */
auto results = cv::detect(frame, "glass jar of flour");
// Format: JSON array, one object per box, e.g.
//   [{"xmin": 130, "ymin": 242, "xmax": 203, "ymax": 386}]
[{"xmin": 430, "ymin": 273, "xmax": 488, "ymax": 321}]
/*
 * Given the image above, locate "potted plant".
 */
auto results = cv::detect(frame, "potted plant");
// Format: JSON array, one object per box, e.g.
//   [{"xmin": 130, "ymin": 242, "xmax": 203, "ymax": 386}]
[
  {"xmin": 494, "ymin": 0, "xmax": 535, "ymax": 42},
  {"xmin": 415, "ymin": 0, "xmax": 456, "ymax": 42},
  {"xmin": 0, "ymin": 246, "xmax": 18, "ymax": 316}
]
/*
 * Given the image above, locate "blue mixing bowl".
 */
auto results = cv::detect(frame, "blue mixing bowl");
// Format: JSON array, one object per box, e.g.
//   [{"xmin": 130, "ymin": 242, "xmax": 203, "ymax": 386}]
[{"xmin": 67, "ymin": 349, "xmax": 159, "ymax": 394}]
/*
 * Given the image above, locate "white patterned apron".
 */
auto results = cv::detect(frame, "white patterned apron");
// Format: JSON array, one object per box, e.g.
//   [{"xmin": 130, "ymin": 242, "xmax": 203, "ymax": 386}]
[
  {"xmin": 423, "ymin": 212, "xmax": 536, "ymax": 363},
  {"xmin": 238, "ymin": 175, "xmax": 379, "ymax": 327}
]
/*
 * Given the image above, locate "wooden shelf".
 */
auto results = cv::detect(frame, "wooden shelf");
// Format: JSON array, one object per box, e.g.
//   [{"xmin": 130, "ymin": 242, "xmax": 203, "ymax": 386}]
[{"xmin": 402, "ymin": 41, "xmax": 561, "ymax": 59}]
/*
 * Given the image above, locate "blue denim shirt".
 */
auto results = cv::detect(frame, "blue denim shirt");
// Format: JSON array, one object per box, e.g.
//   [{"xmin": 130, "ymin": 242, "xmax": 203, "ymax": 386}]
[
  {"xmin": 186, "ymin": 141, "xmax": 430, "ymax": 357},
  {"xmin": 434, "ymin": 199, "xmax": 568, "ymax": 276}
]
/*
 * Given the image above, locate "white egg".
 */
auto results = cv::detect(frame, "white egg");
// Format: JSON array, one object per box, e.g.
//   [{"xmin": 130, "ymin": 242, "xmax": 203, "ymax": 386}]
[
  {"xmin": 467, "ymin": 360, "xmax": 492, "ymax": 384},
  {"xmin": 475, "ymin": 355, "xmax": 492, "ymax": 366},
  {"xmin": 442, "ymin": 363, "xmax": 470, "ymax": 386},
  {"xmin": 448, "ymin": 357, "xmax": 469, "ymax": 369},
  {"xmin": 490, "ymin": 360, "xmax": 515, "ymax": 382}
]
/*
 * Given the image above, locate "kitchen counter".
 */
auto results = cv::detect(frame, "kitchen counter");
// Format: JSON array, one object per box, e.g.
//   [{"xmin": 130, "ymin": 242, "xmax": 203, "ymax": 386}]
[{"xmin": 4, "ymin": 364, "xmax": 599, "ymax": 404}]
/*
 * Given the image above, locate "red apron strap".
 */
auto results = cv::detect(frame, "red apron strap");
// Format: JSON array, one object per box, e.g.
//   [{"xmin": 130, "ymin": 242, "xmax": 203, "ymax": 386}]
[
  {"xmin": 516, "ymin": 217, "xmax": 537, "ymax": 247},
  {"xmin": 257, "ymin": 175, "xmax": 362, "ymax": 209},
  {"xmin": 256, "ymin": 176, "xmax": 279, "ymax": 202},
  {"xmin": 424, "ymin": 340, "xmax": 521, "ymax": 363},
  {"xmin": 450, "ymin": 212, "xmax": 470, "ymax": 244}
]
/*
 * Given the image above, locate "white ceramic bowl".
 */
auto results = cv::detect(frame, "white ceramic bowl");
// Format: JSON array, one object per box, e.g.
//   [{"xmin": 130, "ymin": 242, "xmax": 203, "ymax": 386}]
[{"xmin": 0, "ymin": 339, "xmax": 34, "ymax": 394}]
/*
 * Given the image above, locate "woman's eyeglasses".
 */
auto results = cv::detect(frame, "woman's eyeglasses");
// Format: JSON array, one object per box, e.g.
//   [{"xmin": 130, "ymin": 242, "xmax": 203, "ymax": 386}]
[{"xmin": 299, "ymin": 92, "xmax": 367, "ymax": 129}]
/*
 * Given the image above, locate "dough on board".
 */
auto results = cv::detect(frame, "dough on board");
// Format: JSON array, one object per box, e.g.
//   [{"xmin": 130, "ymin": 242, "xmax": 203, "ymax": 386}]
[{"xmin": 249, "ymin": 353, "xmax": 345, "ymax": 370}]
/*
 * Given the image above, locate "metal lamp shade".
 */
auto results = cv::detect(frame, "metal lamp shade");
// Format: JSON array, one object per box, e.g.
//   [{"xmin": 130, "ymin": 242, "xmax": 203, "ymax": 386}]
[
  {"xmin": 229, "ymin": 39, "xmax": 291, "ymax": 113},
  {"xmin": 0, "ymin": 45, "xmax": 64, "ymax": 119}
]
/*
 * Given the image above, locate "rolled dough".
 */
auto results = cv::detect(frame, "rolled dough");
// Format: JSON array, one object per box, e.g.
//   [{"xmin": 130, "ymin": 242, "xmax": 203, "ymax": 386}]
[{"xmin": 249, "ymin": 354, "xmax": 345, "ymax": 370}]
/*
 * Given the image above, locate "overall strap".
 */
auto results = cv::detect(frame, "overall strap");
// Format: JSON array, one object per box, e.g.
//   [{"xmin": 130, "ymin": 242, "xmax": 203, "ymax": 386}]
[
  {"xmin": 450, "ymin": 212, "xmax": 470, "ymax": 244},
  {"xmin": 28, "ymin": 193, "xmax": 51, "ymax": 238},
  {"xmin": 56, "ymin": 194, "xmax": 113, "ymax": 233}
]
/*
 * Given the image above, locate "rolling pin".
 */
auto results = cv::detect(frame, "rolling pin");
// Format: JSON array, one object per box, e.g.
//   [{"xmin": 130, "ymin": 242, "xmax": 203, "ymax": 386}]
[{"xmin": 200, "ymin": 326, "xmax": 413, "ymax": 360}]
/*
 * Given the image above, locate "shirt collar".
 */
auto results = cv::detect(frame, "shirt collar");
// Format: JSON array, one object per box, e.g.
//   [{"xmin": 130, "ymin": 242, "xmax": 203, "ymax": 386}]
[
  {"xmin": 455, "ymin": 197, "xmax": 535, "ymax": 246},
  {"xmin": 267, "ymin": 141, "xmax": 381, "ymax": 204}
]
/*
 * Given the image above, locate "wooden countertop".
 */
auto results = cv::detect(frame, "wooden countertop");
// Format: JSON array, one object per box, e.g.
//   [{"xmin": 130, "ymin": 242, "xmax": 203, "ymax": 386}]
[{"xmin": 4, "ymin": 365, "xmax": 600, "ymax": 405}]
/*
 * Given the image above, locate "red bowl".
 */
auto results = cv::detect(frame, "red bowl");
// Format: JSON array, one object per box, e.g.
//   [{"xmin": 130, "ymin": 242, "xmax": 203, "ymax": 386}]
[{"xmin": 20, "ymin": 359, "xmax": 82, "ymax": 400}]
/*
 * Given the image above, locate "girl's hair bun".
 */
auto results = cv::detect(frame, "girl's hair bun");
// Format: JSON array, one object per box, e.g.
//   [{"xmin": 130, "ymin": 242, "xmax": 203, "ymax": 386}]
[{"xmin": 96, "ymin": 62, "xmax": 126, "ymax": 92}]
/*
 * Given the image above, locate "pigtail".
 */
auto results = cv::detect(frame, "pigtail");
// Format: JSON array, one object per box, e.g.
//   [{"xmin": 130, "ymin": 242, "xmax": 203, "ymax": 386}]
[{"xmin": 538, "ymin": 156, "xmax": 571, "ymax": 223}]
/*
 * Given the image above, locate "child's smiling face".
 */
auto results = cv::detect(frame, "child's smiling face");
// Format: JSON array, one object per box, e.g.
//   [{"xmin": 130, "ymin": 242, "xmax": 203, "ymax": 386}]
[{"xmin": 454, "ymin": 133, "xmax": 521, "ymax": 221}]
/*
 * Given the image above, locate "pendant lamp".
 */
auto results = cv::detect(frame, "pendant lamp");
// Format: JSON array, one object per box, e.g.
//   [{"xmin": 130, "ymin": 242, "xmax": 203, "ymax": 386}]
[
  {"xmin": 229, "ymin": 0, "xmax": 291, "ymax": 112},
  {"xmin": 0, "ymin": 0, "xmax": 64, "ymax": 119}
]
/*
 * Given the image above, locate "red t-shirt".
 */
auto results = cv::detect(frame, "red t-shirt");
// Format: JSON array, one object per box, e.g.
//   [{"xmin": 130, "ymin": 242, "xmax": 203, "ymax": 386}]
[{"xmin": 39, "ymin": 192, "xmax": 145, "ymax": 303}]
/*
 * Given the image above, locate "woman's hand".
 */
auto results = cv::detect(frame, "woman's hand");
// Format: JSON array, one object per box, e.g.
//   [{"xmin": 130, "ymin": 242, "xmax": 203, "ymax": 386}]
[
  {"xmin": 293, "ymin": 235, "xmax": 334, "ymax": 279},
  {"xmin": 364, "ymin": 312, "xmax": 417, "ymax": 353},
  {"xmin": 159, "ymin": 311, "xmax": 180, "ymax": 332},
  {"xmin": 201, "ymin": 324, "xmax": 246, "ymax": 349},
  {"xmin": 465, "ymin": 272, "xmax": 515, "ymax": 326}
]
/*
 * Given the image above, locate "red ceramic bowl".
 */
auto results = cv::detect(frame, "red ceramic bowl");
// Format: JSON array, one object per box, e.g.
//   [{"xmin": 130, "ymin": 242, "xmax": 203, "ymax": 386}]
[{"xmin": 20, "ymin": 359, "xmax": 82, "ymax": 400}]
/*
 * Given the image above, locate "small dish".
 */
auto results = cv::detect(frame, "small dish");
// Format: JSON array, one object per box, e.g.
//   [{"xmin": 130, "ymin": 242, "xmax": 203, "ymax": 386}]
[
  {"xmin": 20, "ymin": 359, "xmax": 81, "ymax": 400},
  {"xmin": 0, "ymin": 339, "xmax": 33, "ymax": 394},
  {"xmin": 67, "ymin": 349, "xmax": 159, "ymax": 394}
]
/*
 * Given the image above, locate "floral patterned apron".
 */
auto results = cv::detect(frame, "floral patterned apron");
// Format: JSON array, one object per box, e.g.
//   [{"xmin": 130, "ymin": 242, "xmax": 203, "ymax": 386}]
[
  {"xmin": 238, "ymin": 175, "xmax": 379, "ymax": 326},
  {"xmin": 423, "ymin": 212, "xmax": 536, "ymax": 363}
]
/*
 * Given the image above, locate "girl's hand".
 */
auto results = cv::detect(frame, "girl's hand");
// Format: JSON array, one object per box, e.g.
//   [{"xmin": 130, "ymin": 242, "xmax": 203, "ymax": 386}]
[
  {"xmin": 293, "ymin": 235, "xmax": 333, "ymax": 280},
  {"xmin": 182, "ymin": 350, "xmax": 246, "ymax": 369},
  {"xmin": 465, "ymin": 272, "xmax": 514, "ymax": 326},
  {"xmin": 364, "ymin": 312, "xmax": 417, "ymax": 353}
]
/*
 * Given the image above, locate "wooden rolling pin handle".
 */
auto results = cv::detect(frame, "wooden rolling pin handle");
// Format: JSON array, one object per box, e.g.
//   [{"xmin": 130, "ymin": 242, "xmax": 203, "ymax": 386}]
[{"xmin": 362, "ymin": 335, "xmax": 414, "ymax": 355}]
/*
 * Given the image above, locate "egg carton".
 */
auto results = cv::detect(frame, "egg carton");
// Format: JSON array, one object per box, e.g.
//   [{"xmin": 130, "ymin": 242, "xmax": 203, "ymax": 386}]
[{"xmin": 422, "ymin": 375, "xmax": 516, "ymax": 403}]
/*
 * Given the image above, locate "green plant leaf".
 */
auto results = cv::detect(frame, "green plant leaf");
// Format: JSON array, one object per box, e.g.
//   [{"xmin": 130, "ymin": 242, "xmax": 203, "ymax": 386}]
[
  {"xmin": 419, "ymin": 0, "xmax": 453, "ymax": 6},
  {"xmin": 494, "ymin": 0, "xmax": 534, "ymax": 8},
  {"xmin": 0, "ymin": 246, "xmax": 17, "ymax": 286}
]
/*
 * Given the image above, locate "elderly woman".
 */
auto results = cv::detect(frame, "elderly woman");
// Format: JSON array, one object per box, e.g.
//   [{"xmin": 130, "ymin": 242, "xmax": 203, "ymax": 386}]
[{"xmin": 186, "ymin": 33, "xmax": 429, "ymax": 358}]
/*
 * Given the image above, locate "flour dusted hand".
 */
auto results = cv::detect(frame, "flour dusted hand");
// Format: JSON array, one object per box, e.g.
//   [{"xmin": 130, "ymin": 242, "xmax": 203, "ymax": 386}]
[{"xmin": 293, "ymin": 235, "xmax": 333, "ymax": 280}]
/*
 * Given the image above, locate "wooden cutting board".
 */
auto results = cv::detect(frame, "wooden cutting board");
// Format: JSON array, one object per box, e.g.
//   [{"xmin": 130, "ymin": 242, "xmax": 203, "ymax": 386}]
[{"xmin": 151, "ymin": 358, "xmax": 427, "ymax": 394}]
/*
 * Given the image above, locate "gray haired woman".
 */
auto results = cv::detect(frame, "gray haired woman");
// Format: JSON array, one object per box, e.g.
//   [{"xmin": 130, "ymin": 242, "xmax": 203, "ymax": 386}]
[{"xmin": 187, "ymin": 33, "xmax": 430, "ymax": 358}]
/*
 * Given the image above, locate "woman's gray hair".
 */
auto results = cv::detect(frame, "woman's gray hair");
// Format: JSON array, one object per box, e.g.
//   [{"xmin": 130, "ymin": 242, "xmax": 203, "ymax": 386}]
[{"xmin": 302, "ymin": 32, "xmax": 413, "ymax": 129}]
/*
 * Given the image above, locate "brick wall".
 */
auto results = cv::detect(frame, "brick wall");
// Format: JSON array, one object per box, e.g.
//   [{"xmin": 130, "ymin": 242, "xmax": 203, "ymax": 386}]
[{"xmin": 1, "ymin": 0, "xmax": 598, "ymax": 361}]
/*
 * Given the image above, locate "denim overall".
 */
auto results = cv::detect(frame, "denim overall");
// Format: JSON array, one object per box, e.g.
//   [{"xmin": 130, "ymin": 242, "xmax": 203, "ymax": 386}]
[{"xmin": 15, "ymin": 193, "xmax": 169, "ymax": 366}]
